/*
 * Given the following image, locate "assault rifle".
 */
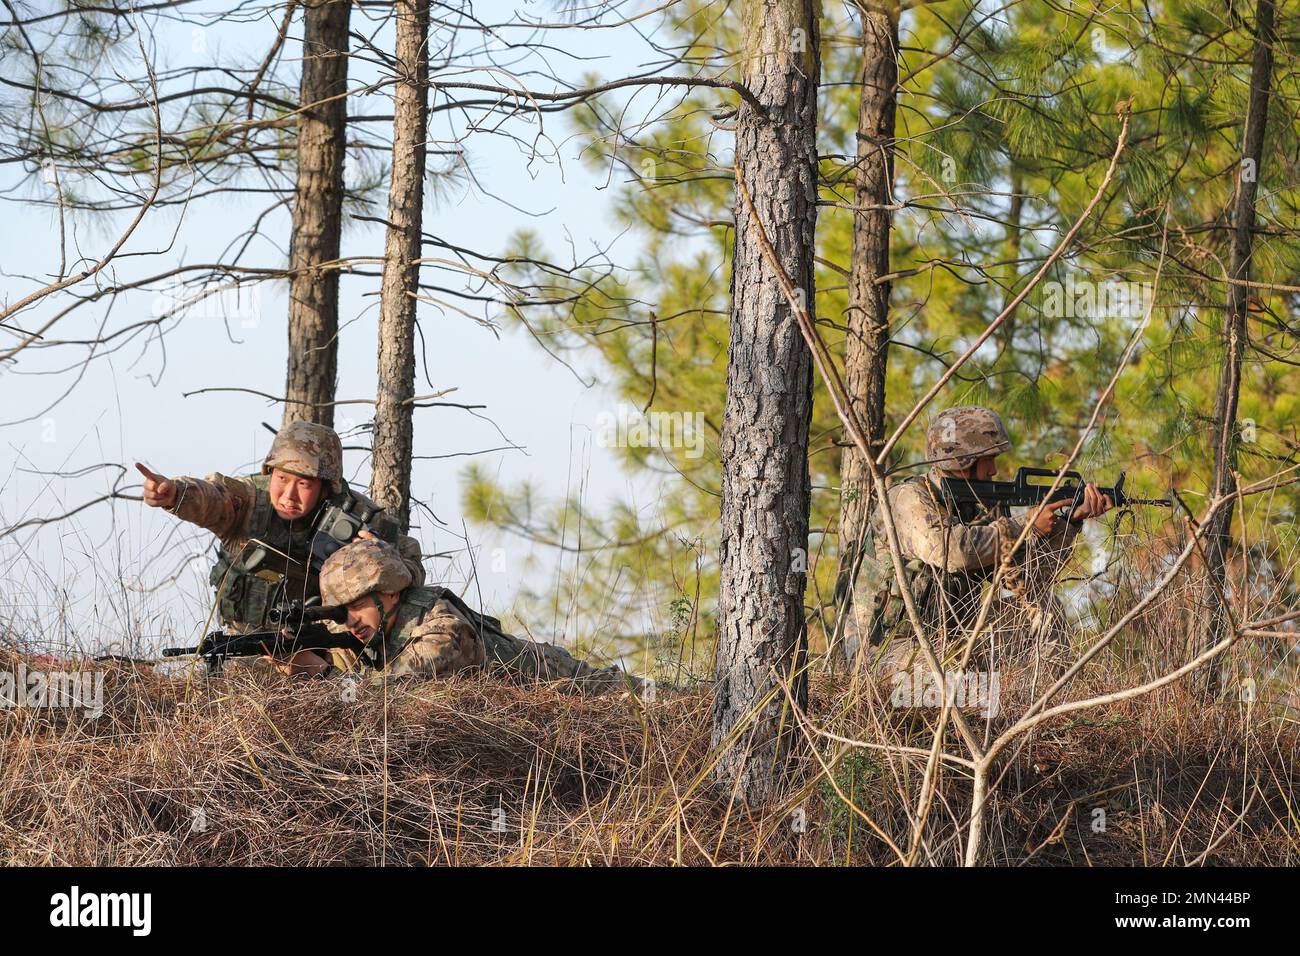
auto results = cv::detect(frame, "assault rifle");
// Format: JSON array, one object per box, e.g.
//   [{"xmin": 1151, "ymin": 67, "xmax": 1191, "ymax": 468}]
[
  {"xmin": 938, "ymin": 467, "xmax": 1173, "ymax": 523},
  {"xmin": 162, "ymin": 599, "xmax": 358, "ymax": 671}
]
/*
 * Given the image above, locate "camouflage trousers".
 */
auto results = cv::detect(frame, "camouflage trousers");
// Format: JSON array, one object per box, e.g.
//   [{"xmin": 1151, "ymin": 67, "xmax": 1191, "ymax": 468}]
[
  {"xmin": 861, "ymin": 593, "xmax": 1073, "ymax": 685},
  {"xmin": 482, "ymin": 630, "xmax": 641, "ymax": 696},
  {"xmin": 316, "ymin": 623, "xmax": 638, "ymax": 695}
]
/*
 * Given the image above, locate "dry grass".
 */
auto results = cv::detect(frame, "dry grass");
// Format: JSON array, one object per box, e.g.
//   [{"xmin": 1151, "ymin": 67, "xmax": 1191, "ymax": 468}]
[
  {"xmin": 2, "ymin": 639, "xmax": 1296, "ymax": 866},
  {"xmin": 813, "ymin": 662, "xmax": 1300, "ymax": 866}
]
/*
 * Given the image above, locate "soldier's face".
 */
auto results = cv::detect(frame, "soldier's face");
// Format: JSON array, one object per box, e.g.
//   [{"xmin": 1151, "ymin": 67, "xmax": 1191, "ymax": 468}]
[
  {"xmin": 345, "ymin": 592, "xmax": 402, "ymax": 642},
  {"xmin": 268, "ymin": 468, "xmax": 324, "ymax": 520},
  {"xmin": 945, "ymin": 455, "xmax": 1000, "ymax": 480}
]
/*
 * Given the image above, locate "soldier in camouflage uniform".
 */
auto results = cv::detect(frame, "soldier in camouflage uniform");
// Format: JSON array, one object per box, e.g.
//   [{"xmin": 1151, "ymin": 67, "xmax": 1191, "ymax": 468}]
[
  {"xmin": 314, "ymin": 538, "xmax": 638, "ymax": 694},
  {"xmin": 137, "ymin": 422, "xmax": 424, "ymax": 675},
  {"xmin": 843, "ymin": 406, "xmax": 1114, "ymax": 677}
]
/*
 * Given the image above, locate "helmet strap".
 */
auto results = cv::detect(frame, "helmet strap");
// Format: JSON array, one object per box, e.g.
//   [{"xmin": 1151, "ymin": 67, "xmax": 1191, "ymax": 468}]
[{"xmin": 360, "ymin": 593, "xmax": 399, "ymax": 668}]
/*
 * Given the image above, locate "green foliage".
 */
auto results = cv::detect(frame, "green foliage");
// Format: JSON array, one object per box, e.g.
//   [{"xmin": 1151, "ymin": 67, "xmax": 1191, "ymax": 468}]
[
  {"xmin": 464, "ymin": 0, "xmax": 1300, "ymax": 657},
  {"xmin": 817, "ymin": 750, "xmax": 883, "ymax": 848}
]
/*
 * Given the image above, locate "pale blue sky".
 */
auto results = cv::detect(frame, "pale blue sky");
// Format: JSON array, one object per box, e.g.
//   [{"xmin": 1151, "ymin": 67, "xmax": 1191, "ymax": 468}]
[{"xmin": 0, "ymin": 1, "xmax": 707, "ymax": 657}]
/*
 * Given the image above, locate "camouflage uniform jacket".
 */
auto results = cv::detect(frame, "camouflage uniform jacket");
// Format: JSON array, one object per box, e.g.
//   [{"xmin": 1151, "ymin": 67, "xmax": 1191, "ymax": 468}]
[
  {"xmin": 167, "ymin": 472, "xmax": 425, "ymax": 631},
  {"xmin": 337, "ymin": 586, "xmax": 637, "ymax": 694},
  {"xmin": 345, "ymin": 586, "xmax": 487, "ymax": 678},
  {"xmin": 850, "ymin": 469, "xmax": 1080, "ymax": 651}
]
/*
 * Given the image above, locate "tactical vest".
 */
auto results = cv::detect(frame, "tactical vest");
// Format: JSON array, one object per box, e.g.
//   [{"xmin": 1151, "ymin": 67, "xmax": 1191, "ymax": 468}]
[
  {"xmin": 354, "ymin": 586, "xmax": 442, "ymax": 670},
  {"xmin": 854, "ymin": 474, "xmax": 1009, "ymax": 649},
  {"xmin": 208, "ymin": 476, "xmax": 403, "ymax": 631}
]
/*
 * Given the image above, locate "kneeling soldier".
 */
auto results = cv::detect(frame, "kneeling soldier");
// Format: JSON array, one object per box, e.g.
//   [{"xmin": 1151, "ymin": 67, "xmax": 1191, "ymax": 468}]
[
  {"xmin": 845, "ymin": 405, "xmax": 1114, "ymax": 677},
  {"xmin": 137, "ymin": 421, "xmax": 425, "ymax": 636}
]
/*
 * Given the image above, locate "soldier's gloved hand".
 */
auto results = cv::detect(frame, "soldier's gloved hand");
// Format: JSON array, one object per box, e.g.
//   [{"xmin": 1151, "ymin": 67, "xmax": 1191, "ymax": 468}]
[
  {"xmin": 135, "ymin": 462, "xmax": 177, "ymax": 509},
  {"xmin": 1031, "ymin": 498, "xmax": 1073, "ymax": 537},
  {"xmin": 1069, "ymin": 482, "xmax": 1114, "ymax": 522}
]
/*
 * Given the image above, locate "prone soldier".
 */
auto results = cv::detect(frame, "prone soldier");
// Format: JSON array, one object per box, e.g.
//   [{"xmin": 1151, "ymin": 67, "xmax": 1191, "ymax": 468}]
[
  {"xmin": 311, "ymin": 538, "xmax": 638, "ymax": 694},
  {"xmin": 137, "ymin": 421, "xmax": 424, "ymax": 674}
]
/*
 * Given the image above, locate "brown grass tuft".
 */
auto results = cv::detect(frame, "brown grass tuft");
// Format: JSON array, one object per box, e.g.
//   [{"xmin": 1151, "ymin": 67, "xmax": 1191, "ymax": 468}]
[{"xmin": 2, "ymin": 644, "xmax": 1296, "ymax": 866}]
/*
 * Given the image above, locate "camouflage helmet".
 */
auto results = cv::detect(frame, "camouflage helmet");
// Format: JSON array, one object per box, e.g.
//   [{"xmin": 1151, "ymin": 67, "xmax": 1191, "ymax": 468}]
[
  {"xmin": 319, "ymin": 538, "xmax": 413, "ymax": 607},
  {"xmin": 262, "ymin": 421, "xmax": 343, "ymax": 496},
  {"xmin": 926, "ymin": 406, "xmax": 1011, "ymax": 471}
]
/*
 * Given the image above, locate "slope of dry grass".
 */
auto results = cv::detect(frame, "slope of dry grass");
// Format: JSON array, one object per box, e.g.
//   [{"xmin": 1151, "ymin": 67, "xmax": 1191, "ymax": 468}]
[{"xmin": 2, "ymin": 645, "xmax": 1296, "ymax": 866}]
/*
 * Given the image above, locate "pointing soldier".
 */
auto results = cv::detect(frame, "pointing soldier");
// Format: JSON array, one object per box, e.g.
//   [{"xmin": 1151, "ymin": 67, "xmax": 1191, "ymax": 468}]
[{"xmin": 136, "ymin": 422, "xmax": 425, "ymax": 668}]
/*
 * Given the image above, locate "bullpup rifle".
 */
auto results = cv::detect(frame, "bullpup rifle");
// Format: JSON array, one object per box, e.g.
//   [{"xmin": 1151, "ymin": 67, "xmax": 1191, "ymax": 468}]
[
  {"xmin": 938, "ymin": 467, "xmax": 1172, "ymax": 523},
  {"xmin": 162, "ymin": 599, "xmax": 357, "ymax": 671}
]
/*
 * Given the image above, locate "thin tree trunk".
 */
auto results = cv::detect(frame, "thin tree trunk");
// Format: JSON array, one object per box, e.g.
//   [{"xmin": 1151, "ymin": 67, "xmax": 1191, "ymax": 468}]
[
  {"xmin": 283, "ymin": 0, "xmax": 351, "ymax": 428},
  {"xmin": 370, "ymin": 0, "xmax": 430, "ymax": 532},
  {"xmin": 1201, "ymin": 0, "xmax": 1275, "ymax": 696},
  {"xmin": 834, "ymin": 0, "xmax": 898, "ymax": 667},
  {"xmin": 711, "ymin": 0, "xmax": 820, "ymax": 805}
]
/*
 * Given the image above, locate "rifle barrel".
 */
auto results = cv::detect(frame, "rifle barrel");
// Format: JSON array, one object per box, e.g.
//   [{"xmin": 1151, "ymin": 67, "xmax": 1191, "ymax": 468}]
[
  {"xmin": 938, "ymin": 473, "xmax": 1173, "ymax": 511},
  {"xmin": 162, "ymin": 626, "xmax": 359, "ymax": 660}
]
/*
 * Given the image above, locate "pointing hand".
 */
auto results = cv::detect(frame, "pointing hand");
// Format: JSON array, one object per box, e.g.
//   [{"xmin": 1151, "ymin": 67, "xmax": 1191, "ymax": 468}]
[{"xmin": 135, "ymin": 462, "xmax": 177, "ymax": 510}]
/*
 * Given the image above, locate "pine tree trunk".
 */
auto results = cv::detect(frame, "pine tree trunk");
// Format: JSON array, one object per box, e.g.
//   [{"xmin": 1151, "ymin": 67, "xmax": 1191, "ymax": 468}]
[
  {"xmin": 711, "ymin": 0, "xmax": 820, "ymax": 805},
  {"xmin": 834, "ymin": 0, "xmax": 898, "ymax": 667},
  {"xmin": 283, "ymin": 0, "xmax": 351, "ymax": 428},
  {"xmin": 1200, "ymin": 0, "xmax": 1275, "ymax": 696},
  {"xmin": 369, "ymin": 0, "xmax": 429, "ymax": 532}
]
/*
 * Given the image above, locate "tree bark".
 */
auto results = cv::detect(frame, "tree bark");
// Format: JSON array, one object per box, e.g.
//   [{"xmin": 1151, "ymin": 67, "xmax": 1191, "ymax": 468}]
[
  {"xmin": 369, "ymin": 0, "xmax": 430, "ymax": 532},
  {"xmin": 834, "ymin": 0, "xmax": 898, "ymax": 667},
  {"xmin": 711, "ymin": 0, "xmax": 820, "ymax": 805},
  {"xmin": 283, "ymin": 0, "xmax": 351, "ymax": 428},
  {"xmin": 1200, "ymin": 0, "xmax": 1274, "ymax": 696}
]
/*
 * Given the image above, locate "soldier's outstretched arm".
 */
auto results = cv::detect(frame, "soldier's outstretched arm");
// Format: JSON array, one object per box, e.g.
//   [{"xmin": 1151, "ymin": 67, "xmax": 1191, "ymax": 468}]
[{"xmin": 138, "ymin": 463, "xmax": 255, "ymax": 542}]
